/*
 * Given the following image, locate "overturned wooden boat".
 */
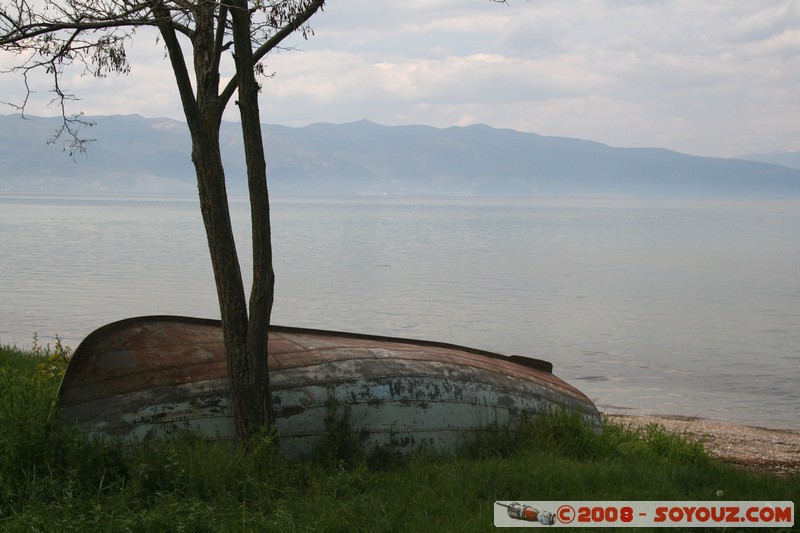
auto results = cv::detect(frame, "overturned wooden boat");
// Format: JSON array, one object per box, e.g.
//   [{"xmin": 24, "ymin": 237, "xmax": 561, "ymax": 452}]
[{"xmin": 57, "ymin": 316, "xmax": 601, "ymax": 457}]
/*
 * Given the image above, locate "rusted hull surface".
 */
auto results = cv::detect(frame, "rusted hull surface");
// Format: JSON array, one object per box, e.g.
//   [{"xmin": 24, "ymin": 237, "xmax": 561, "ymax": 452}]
[{"xmin": 58, "ymin": 316, "xmax": 601, "ymax": 457}]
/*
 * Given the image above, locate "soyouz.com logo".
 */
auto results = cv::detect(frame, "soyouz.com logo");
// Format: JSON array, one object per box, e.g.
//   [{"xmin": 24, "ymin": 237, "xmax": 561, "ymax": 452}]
[{"xmin": 493, "ymin": 501, "xmax": 794, "ymax": 528}]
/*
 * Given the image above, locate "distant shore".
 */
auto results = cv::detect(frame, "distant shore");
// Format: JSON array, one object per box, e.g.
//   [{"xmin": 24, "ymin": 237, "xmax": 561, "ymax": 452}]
[{"xmin": 606, "ymin": 413, "xmax": 800, "ymax": 476}]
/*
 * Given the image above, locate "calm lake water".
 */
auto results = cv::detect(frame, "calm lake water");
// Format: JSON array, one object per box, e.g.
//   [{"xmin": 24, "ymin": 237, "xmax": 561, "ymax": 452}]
[{"xmin": 1, "ymin": 194, "xmax": 799, "ymax": 430}]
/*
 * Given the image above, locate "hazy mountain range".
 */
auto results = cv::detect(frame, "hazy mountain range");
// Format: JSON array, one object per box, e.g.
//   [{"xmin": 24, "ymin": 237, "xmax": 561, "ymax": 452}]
[
  {"xmin": 735, "ymin": 149, "xmax": 800, "ymax": 171},
  {"xmin": 2, "ymin": 113, "xmax": 799, "ymax": 198}
]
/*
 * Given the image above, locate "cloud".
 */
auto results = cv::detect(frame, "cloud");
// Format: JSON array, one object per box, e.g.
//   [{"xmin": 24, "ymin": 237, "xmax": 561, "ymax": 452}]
[
  {"xmin": 2, "ymin": 0, "xmax": 798, "ymax": 157},
  {"xmin": 270, "ymin": 0, "xmax": 800, "ymax": 156}
]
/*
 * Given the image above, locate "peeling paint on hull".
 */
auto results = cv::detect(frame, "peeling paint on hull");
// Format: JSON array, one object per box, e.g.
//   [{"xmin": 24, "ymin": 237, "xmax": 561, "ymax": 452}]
[{"xmin": 57, "ymin": 316, "xmax": 601, "ymax": 457}]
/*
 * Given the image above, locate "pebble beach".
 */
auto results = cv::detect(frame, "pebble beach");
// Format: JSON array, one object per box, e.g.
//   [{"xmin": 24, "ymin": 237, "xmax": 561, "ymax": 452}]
[{"xmin": 607, "ymin": 414, "xmax": 800, "ymax": 477}]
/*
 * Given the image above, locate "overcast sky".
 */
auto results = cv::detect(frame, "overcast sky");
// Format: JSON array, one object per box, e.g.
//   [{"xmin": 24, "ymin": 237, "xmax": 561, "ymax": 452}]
[{"xmin": 2, "ymin": 0, "xmax": 799, "ymax": 157}]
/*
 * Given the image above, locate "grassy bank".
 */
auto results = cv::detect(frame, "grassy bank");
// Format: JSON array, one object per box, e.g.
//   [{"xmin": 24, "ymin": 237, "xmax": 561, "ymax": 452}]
[{"xmin": 1, "ymin": 343, "xmax": 797, "ymax": 531}]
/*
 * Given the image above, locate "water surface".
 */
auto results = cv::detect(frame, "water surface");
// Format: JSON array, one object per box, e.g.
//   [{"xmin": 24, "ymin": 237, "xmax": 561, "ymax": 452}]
[{"xmin": 2, "ymin": 194, "xmax": 798, "ymax": 429}]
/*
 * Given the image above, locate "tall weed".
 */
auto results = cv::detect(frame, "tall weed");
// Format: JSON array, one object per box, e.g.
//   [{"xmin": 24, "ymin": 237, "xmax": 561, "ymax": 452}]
[
  {"xmin": 0, "ymin": 343, "xmax": 125, "ymax": 515},
  {"xmin": 314, "ymin": 398, "xmax": 367, "ymax": 469},
  {"xmin": 464, "ymin": 409, "xmax": 608, "ymax": 460},
  {"xmin": 464, "ymin": 408, "xmax": 713, "ymax": 470}
]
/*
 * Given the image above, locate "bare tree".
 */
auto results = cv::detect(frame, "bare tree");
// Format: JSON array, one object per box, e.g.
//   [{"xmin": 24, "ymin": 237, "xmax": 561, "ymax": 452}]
[{"xmin": 0, "ymin": 0, "xmax": 326, "ymax": 442}]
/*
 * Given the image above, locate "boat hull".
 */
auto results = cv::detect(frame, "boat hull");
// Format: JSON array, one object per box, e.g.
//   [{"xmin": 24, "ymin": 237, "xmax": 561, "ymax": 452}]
[{"xmin": 57, "ymin": 316, "xmax": 601, "ymax": 457}]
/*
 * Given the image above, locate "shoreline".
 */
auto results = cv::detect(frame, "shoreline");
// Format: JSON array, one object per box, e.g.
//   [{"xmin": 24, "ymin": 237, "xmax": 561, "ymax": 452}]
[{"xmin": 605, "ymin": 413, "xmax": 800, "ymax": 477}]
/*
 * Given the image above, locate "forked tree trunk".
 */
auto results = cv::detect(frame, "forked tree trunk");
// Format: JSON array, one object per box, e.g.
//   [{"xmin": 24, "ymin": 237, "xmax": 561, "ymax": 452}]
[
  {"xmin": 157, "ymin": 4, "xmax": 274, "ymax": 442},
  {"xmin": 193, "ymin": 128, "xmax": 260, "ymax": 440}
]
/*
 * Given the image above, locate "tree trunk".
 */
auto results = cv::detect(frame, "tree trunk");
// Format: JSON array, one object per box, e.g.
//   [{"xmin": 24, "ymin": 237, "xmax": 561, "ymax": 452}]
[
  {"xmin": 157, "ymin": 5, "xmax": 269, "ymax": 442},
  {"xmin": 192, "ymin": 126, "xmax": 256, "ymax": 441},
  {"xmin": 229, "ymin": 0, "xmax": 277, "ymax": 440}
]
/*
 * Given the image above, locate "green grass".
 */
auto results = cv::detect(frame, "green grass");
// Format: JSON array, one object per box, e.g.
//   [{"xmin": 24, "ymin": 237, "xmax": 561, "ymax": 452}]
[{"xmin": 1, "ymin": 343, "xmax": 797, "ymax": 532}]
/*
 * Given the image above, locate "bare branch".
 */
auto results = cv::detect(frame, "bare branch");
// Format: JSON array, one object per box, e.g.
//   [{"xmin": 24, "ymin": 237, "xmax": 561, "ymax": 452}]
[
  {"xmin": 0, "ymin": 2, "xmax": 155, "ymax": 45},
  {"xmin": 251, "ymin": 0, "xmax": 324, "ymax": 65},
  {"xmin": 2, "ymin": 0, "xmax": 327, "ymax": 149},
  {"xmin": 219, "ymin": 0, "xmax": 324, "ymax": 108},
  {"xmin": 150, "ymin": 1, "xmax": 202, "ymax": 129},
  {"xmin": 1, "ymin": 0, "xmax": 165, "ymax": 149},
  {"xmin": 210, "ymin": 2, "xmax": 230, "ymax": 78}
]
